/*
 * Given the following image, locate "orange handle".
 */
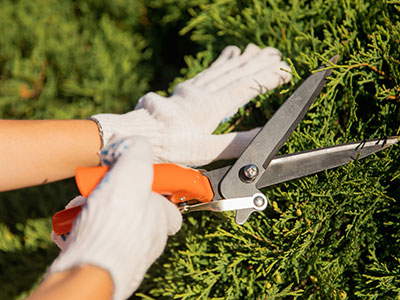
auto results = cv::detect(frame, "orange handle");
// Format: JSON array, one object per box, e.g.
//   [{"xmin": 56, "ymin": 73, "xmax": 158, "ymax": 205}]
[{"xmin": 52, "ymin": 164, "xmax": 214, "ymax": 235}]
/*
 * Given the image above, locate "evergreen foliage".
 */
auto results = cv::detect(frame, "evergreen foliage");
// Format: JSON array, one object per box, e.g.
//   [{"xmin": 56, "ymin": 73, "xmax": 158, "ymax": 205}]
[
  {"xmin": 0, "ymin": 0, "xmax": 151, "ymax": 120},
  {"xmin": 0, "ymin": 0, "xmax": 399, "ymax": 299}
]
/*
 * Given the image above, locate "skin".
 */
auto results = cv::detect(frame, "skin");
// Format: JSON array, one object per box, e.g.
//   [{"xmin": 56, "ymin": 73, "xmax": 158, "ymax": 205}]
[
  {"xmin": 27, "ymin": 265, "xmax": 113, "ymax": 300},
  {"xmin": 0, "ymin": 120, "xmax": 101, "ymax": 191},
  {"xmin": 0, "ymin": 119, "xmax": 113, "ymax": 299}
]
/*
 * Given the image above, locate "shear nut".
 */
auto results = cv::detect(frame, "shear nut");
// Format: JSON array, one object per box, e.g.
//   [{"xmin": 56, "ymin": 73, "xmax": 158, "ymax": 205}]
[{"xmin": 240, "ymin": 164, "xmax": 259, "ymax": 182}]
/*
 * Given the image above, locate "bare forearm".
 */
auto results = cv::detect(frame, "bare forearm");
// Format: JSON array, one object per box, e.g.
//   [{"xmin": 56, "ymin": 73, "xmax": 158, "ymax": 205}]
[
  {"xmin": 0, "ymin": 120, "xmax": 101, "ymax": 191},
  {"xmin": 27, "ymin": 265, "xmax": 113, "ymax": 300}
]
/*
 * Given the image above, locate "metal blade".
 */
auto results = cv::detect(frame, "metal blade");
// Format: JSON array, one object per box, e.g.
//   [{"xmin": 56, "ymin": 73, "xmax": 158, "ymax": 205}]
[
  {"xmin": 219, "ymin": 56, "xmax": 339, "ymax": 200},
  {"xmin": 235, "ymin": 209, "xmax": 256, "ymax": 225},
  {"xmin": 256, "ymin": 136, "xmax": 398, "ymax": 189}
]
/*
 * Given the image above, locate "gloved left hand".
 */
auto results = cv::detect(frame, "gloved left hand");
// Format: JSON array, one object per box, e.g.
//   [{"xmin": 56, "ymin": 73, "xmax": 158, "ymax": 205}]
[
  {"xmin": 91, "ymin": 44, "xmax": 291, "ymax": 166},
  {"xmin": 47, "ymin": 135, "xmax": 182, "ymax": 300}
]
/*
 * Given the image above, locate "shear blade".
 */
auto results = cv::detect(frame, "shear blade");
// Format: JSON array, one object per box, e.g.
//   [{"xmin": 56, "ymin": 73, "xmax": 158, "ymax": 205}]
[
  {"xmin": 256, "ymin": 136, "xmax": 398, "ymax": 189},
  {"xmin": 235, "ymin": 208, "xmax": 255, "ymax": 225},
  {"xmin": 219, "ymin": 57, "xmax": 337, "ymax": 200}
]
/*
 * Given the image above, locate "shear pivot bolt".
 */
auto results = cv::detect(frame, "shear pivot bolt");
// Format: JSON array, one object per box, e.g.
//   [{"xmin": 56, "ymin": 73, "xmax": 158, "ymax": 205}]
[
  {"xmin": 253, "ymin": 196, "xmax": 265, "ymax": 207},
  {"xmin": 241, "ymin": 164, "xmax": 259, "ymax": 182}
]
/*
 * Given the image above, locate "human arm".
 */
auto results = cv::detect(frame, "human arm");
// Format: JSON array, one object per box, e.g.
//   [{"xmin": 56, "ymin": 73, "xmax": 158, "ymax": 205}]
[
  {"xmin": 27, "ymin": 265, "xmax": 113, "ymax": 300},
  {"xmin": 0, "ymin": 119, "xmax": 101, "ymax": 191}
]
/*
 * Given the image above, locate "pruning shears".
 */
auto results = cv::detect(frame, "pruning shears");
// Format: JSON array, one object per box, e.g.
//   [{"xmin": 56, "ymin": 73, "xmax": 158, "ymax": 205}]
[{"xmin": 52, "ymin": 55, "xmax": 398, "ymax": 236}]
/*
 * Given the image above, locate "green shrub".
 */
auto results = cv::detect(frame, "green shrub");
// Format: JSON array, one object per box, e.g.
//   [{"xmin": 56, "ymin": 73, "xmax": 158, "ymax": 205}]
[
  {"xmin": 0, "ymin": 0, "xmax": 399, "ymax": 299},
  {"xmin": 0, "ymin": 0, "xmax": 151, "ymax": 120}
]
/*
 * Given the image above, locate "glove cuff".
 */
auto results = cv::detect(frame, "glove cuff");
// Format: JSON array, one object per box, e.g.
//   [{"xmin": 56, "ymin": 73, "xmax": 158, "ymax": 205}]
[
  {"xmin": 87, "ymin": 116, "xmax": 105, "ymax": 149},
  {"xmin": 90, "ymin": 109, "xmax": 162, "ymax": 150}
]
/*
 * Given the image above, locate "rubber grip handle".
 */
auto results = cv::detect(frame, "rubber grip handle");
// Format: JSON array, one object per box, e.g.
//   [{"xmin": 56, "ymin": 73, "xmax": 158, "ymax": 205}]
[{"xmin": 52, "ymin": 164, "xmax": 214, "ymax": 235}]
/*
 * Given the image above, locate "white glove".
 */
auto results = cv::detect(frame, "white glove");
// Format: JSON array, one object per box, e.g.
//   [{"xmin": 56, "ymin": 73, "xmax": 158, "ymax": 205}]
[
  {"xmin": 47, "ymin": 135, "xmax": 182, "ymax": 300},
  {"xmin": 91, "ymin": 44, "xmax": 291, "ymax": 166}
]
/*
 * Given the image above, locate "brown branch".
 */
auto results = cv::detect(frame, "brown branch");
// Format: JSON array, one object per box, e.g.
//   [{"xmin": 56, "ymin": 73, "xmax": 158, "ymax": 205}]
[{"xmin": 347, "ymin": 62, "xmax": 392, "ymax": 81}]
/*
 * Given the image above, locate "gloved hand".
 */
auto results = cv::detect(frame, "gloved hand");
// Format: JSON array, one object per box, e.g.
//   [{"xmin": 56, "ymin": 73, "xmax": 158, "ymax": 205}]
[
  {"xmin": 47, "ymin": 135, "xmax": 182, "ymax": 300},
  {"xmin": 91, "ymin": 44, "xmax": 291, "ymax": 166}
]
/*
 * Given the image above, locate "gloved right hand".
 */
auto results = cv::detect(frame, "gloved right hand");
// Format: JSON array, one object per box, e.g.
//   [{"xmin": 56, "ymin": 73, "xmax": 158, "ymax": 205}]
[
  {"xmin": 48, "ymin": 135, "xmax": 182, "ymax": 300},
  {"xmin": 91, "ymin": 44, "xmax": 291, "ymax": 166}
]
